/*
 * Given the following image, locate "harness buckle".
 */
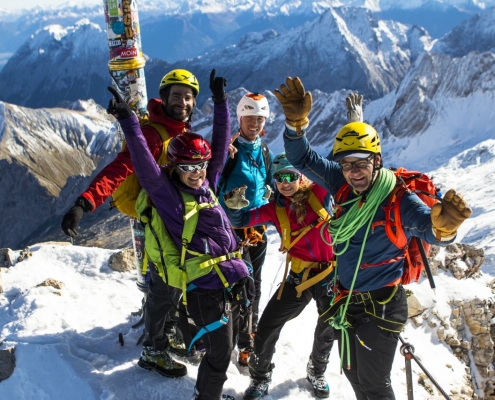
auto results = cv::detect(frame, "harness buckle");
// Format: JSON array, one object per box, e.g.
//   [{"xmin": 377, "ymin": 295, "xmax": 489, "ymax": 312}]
[{"xmin": 350, "ymin": 292, "xmax": 371, "ymax": 304}]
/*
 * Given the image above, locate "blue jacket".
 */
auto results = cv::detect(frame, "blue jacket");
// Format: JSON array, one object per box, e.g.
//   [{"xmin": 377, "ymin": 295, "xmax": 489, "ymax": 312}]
[
  {"xmin": 283, "ymin": 127, "xmax": 453, "ymax": 292},
  {"xmin": 218, "ymin": 136, "xmax": 273, "ymax": 217},
  {"xmin": 118, "ymin": 101, "xmax": 249, "ymax": 290}
]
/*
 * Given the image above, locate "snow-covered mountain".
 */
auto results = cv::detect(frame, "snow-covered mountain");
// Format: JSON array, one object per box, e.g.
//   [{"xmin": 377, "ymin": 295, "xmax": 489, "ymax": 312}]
[
  {"xmin": 0, "ymin": 99, "xmax": 121, "ymax": 249},
  {"xmin": 432, "ymin": 6, "xmax": 495, "ymax": 57},
  {"xmin": 0, "ymin": 0, "xmax": 484, "ymax": 71},
  {"xmin": 364, "ymin": 50, "xmax": 495, "ymax": 170},
  {"xmin": 0, "ymin": 19, "xmax": 109, "ymax": 108},
  {"xmin": 0, "ymin": 7, "xmax": 432, "ymax": 109},
  {"xmin": 173, "ymin": 7, "xmax": 432, "ymax": 106}
]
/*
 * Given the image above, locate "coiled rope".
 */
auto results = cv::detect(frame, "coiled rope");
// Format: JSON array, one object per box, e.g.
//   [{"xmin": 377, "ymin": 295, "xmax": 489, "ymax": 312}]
[{"xmin": 325, "ymin": 168, "xmax": 396, "ymax": 370}]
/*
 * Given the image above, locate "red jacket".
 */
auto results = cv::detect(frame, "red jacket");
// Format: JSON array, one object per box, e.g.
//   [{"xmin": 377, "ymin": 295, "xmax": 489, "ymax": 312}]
[
  {"xmin": 238, "ymin": 184, "xmax": 334, "ymax": 263},
  {"xmin": 81, "ymin": 99, "xmax": 189, "ymax": 210}
]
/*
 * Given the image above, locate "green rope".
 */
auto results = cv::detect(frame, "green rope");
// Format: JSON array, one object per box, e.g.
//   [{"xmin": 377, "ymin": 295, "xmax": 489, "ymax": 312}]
[{"xmin": 327, "ymin": 168, "xmax": 396, "ymax": 370}]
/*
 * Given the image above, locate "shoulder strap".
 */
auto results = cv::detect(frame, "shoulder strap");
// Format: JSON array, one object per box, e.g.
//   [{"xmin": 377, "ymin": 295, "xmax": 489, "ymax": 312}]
[
  {"xmin": 144, "ymin": 122, "xmax": 171, "ymax": 166},
  {"xmin": 260, "ymin": 142, "xmax": 272, "ymax": 186},
  {"xmin": 181, "ymin": 189, "xmax": 218, "ymax": 246},
  {"xmin": 383, "ymin": 179, "xmax": 408, "ymax": 249},
  {"xmin": 307, "ymin": 191, "xmax": 329, "ymax": 222},
  {"xmin": 276, "ymin": 204, "xmax": 292, "ymax": 250},
  {"xmin": 144, "ymin": 122, "xmax": 170, "ymax": 142},
  {"xmin": 275, "ymin": 191, "xmax": 328, "ymax": 252}
]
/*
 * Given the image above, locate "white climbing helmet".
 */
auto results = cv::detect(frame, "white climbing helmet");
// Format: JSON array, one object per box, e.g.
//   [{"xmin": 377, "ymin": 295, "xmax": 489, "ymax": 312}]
[{"xmin": 236, "ymin": 93, "xmax": 270, "ymax": 124}]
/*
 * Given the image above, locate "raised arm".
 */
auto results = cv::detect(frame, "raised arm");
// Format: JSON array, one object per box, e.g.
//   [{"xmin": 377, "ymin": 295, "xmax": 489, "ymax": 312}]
[
  {"xmin": 275, "ymin": 77, "xmax": 345, "ymax": 195},
  {"xmin": 206, "ymin": 69, "xmax": 230, "ymax": 192},
  {"xmin": 107, "ymin": 87, "xmax": 168, "ymax": 195}
]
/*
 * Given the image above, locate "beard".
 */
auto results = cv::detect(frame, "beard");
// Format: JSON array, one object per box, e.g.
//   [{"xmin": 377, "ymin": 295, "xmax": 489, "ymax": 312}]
[{"xmin": 164, "ymin": 101, "xmax": 193, "ymax": 122}]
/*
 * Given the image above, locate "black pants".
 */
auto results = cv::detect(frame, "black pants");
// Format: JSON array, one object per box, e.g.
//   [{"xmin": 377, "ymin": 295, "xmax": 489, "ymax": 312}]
[
  {"xmin": 234, "ymin": 227, "xmax": 267, "ymax": 350},
  {"xmin": 249, "ymin": 275, "xmax": 335, "ymax": 380},
  {"xmin": 335, "ymin": 285, "xmax": 408, "ymax": 400},
  {"xmin": 143, "ymin": 264, "xmax": 182, "ymax": 350},
  {"xmin": 187, "ymin": 288, "xmax": 236, "ymax": 400}
]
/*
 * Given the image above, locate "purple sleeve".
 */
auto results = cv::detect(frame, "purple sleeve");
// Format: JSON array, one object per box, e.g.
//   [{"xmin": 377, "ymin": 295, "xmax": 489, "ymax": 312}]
[
  {"xmin": 118, "ymin": 115, "xmax": 172, "ymax": 196},
  {"xmin": 207, "ymin": 100, "xmax": 231, "ymax": 192}
]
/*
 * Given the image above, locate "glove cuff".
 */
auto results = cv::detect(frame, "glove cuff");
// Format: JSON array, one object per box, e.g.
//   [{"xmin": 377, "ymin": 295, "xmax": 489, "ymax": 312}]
[
  {"xmin": 285, "ymin": 118, "xmax": 309, "ymax": 133},
  {"xmin": 212, "ymin": 94, "xmax": 227, "ymax": 104},
  {"xmin": 75, "ymin": 196, "xmax": 94, "ymax": 213},
  {"xmin": 432, "ymin": 226, "xmax": 457, "ymax": 241}
]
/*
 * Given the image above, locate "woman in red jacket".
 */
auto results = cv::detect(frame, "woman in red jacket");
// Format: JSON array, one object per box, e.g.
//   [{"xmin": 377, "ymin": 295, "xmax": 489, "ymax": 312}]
[{"xmin": 224, "ymin": 153, "xmax": 335, "ymax": 400}]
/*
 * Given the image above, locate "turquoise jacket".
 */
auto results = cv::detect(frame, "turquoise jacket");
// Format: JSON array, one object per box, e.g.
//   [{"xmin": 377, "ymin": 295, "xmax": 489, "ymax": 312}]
[{"xmin": 218, "ymin": 135, "xmax": 273, "ymax": 218}]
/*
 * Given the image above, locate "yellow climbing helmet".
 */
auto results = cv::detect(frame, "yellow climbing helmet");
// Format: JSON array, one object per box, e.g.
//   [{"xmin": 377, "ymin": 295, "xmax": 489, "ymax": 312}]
[
  {"xmin": 333, "ymin": 122, "xmax": 381, "ymax": 161},
  {"xmin": 159, "ymin": 69, "xmax": 200, "ymax": 96}
]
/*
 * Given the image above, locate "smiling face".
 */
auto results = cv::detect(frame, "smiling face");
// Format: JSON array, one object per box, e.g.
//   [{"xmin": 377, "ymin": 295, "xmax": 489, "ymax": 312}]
[
  {"xmin": 239, "ymin": 115, "xmax": 266, "ymax": 141},
  {"xmin": 274, "ymin": 170, "xmax": 301, "ymax": 197},
  {"xmin": 162, "ymin": 85, "xmax": 195, "ymax": 121},
  {"xmin": 177, "ymin": 165, "xmax": 207, "ymax": 189},
  {"xmin": 340, "ymin": 154, "xmax": 381, "ymax": 193}
]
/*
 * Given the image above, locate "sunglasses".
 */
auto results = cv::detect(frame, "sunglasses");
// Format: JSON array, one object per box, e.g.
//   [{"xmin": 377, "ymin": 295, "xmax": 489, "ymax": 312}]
[
  {"xmin": 274, "ymin": 172, "xmax": 301, "ymax": 183},
  {"xmin": 177, "ymin": 161, "xmax": 208, "ymax": 173},
  {"xmin": 339, "ymin": 156, "xmax": 373, "ymax": 171}
]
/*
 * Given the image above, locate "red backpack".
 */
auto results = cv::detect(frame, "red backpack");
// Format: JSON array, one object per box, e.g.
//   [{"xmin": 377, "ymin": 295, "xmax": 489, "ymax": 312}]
[{"xmin": 334, "ymin": 167, "xmax": 440, "ymax": 284}]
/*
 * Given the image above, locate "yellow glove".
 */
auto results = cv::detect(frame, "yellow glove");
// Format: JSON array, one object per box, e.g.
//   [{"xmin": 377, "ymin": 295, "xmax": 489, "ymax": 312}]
[
  {"xmin": 224, "ymin": 185, "xmax": 250, "ymax": 210},
  {"xmin": 430, "ymin": 189, "xmax": 472, "ymax": 239},
  {"xmin": 274, "ymin": 77, "xmax": 312, "ymax": 133}
]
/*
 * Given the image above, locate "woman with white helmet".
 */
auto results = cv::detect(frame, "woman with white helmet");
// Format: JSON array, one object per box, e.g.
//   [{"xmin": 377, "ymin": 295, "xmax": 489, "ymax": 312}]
[{"xmin": 217, "ymin": 92, "xmax": 273, "ymax": 368}]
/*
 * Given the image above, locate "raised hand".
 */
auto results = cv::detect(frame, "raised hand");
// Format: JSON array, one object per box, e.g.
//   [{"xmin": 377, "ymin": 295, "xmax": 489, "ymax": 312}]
[
  {"xmin": 274, "ymin": 77, "xmax": 312, "ymax": 133},
  {"xmin": 209, "ymin": 69, "xmax": 227, "ymax": 104},
  {"xmin": 229, "ymin": 132, "xmax": 240, "ymax": 159},
  {"xmin": 346, "ymin": 93, "xmax": 363, "ymax": 123},
  {"xmin": 430, "ymin": 189, "xmax": 472, "ymax": 238},
  {"xmin": 107, "ymin": 86, "xmax": 134, "ymax": 120},
  {"xmin": 224, "ymin": 185, "xmax": 250, "ymax": 210}
]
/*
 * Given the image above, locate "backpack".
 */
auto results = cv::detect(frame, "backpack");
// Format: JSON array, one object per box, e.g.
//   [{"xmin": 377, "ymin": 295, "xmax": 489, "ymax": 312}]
[
  {"xmin": 216, "ymin": 138, "xmax": 272, "ymax": 196},
  {"xmin": 135, "ymin": 188, "xmax": 242, "ymax": 305},
  {"xmin": 335, "ymin": 167, "xmax": 440, "ymax": 285},
  {"xmin": 110, "ymin": 123, "xmax": 172, "ymax": 218}
]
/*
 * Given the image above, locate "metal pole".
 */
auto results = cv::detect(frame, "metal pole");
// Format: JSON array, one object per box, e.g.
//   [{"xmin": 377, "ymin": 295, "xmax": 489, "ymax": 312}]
[{"xmin": 399, "ymin": 336, "xmax": 452, "ymax": 400}]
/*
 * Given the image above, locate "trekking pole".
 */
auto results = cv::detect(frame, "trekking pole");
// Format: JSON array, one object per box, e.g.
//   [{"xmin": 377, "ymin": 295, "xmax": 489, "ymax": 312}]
[
  {"xmin": 400, "ymin": 340, "xmax": 414, "ymax": 400},
  {"xmin": 414, "ymin": 237, "xmax": 436, "ymax": 293},
  {"xmin": 399, "ymin": 336, "xmax": 452, "ymax": 400}
]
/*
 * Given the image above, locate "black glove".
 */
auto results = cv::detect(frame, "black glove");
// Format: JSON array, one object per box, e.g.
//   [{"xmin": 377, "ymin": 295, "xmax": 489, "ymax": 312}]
[
  {"xmin": 107, "ymin": 87, "xmax": 134, "ymax": 119},
  {"xmin": 61, "ymin": 196, "xmax": 93, "ymax": 238},
  {"xmin": 209, "ymin": 69, "xmax": 227, "ymax": 104}
]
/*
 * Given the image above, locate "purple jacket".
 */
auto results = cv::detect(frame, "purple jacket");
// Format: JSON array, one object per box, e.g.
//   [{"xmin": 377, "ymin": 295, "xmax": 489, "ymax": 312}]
[{"xmin": 119, "ymin": 100, "xmax": 249, "ymax": 289}]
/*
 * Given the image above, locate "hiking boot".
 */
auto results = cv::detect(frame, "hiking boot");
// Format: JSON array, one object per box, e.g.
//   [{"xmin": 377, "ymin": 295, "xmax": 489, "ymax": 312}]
[
  {"xmin": 167, "ymin": 330, "xmax": 196, "ymax": 357},
  {"xmin": 191, "ymin": 387, "xmax": 235, "ymax": 399},
  {"xmin": 243, "ymin": 378, "xmax": 270, "ymax": 400},
  {"xmin": 306, "ymin": 358, "xmax": 329, "ymax": 398},
  {"xmin": 138, "ymin": 346, "xmax": 187, "ymax": 378},
  {"xmin": 238, "ymin": 348, "xmax": 250, "ymax": 367}
]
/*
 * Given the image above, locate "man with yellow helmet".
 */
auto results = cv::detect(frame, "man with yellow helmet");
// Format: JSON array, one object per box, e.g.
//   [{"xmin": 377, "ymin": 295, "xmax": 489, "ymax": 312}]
[
  {"xmin": 274, "ymin": 77, "xmax": 472, "ymax": 400},
  {"xmin": 61, "ymin": 69, "xmax": 224, "ymax": 378}
]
